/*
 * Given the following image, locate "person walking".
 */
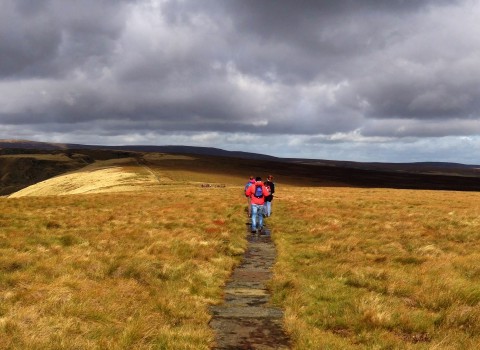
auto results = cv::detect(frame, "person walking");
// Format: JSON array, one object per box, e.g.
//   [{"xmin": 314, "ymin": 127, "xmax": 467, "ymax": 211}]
[
  {"xmin": 244, "ymin": 176, "xmax": 255, "ymax": 217},
  {"xmin": 263, "ymin": 175, "xmax": 275, "ymax": 217},
  {"xmin": 245, "ymin": 176, "xmax": 270, "ymax": 234}
]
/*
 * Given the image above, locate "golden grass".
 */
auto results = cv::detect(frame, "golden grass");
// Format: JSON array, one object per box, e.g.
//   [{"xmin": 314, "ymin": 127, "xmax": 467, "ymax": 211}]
[
  {"xmin": 8, "ymin": 159, "xmax": 161, "ymax": 198},
  {"xmin": 268, "ymin": 187, "xmax": 480, "ymax": 349},
  {"xmin": 5, "ymin": 156, "xmax": 480, "ymax": 349},
  {"xmin": 7, "ymin": 155, "xmax": 248, "ymax": 198},
  {"xmin": 0, "ymin": 186, "xmax": 247, "ymax": 349}
]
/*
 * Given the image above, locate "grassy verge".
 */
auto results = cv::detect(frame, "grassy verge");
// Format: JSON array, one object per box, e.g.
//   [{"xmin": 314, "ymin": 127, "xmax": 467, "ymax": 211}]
[
  {"xmin": 268, "ymin": 187, "xmax": 480, "ymax": 349},
  {"xmin": 6, "ymin": 163, "xmax": 480, "ymax": 349},
  {"xmin": 0, "ymin": 187, "xmax": 246, "ymax": 349}
]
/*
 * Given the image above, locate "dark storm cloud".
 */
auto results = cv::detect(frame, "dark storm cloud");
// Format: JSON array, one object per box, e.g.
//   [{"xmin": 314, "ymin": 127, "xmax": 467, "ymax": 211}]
[
  {"xmin": 0, "ymin": 0, "xmax": 132, "ymax": 78},
  {"xmin": 1, "ymin": 0, "xmax": 479, "ymax": 151},
  {"xmin": 138, "ymin": 0, "xmax": 480, "ymax": 135},
  {"xmin": 202, "ymin": 0, "xmax": 462, "ymax": 82}
]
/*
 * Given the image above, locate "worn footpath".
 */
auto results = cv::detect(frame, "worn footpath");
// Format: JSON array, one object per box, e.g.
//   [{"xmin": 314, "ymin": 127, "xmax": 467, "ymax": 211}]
[{"xmin": 209, "ymin": 225, "xmax": 291, "ymax": 349}]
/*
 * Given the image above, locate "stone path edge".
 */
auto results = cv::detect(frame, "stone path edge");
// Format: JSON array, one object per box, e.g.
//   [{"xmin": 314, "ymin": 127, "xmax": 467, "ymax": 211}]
[{"xmin": 209, "ymin": 225, "xmax": 291, "ymax": 349}]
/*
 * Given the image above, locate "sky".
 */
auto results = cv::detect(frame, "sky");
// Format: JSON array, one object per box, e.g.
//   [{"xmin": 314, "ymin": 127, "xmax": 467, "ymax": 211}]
[{"xmin": 1, "ymin": 0, "xmax": 480, "ymax": 163}]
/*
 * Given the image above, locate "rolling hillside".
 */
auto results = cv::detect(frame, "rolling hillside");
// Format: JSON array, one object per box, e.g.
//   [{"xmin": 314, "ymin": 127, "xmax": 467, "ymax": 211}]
[
  {"xmin": 2, "ymin": 141, "xmax": 480, "ymax": 349},
  {"xmin": 2, "ymin": 139, "xmax": 480, "ymax": 196}
]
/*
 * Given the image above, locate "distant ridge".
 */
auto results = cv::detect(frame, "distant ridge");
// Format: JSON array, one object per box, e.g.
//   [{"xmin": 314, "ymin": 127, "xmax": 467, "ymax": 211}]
[
  {"xmin": 0, "ymin": 139, "xmax": 69, "ymax": 150},
  {"xmin": 286, "ymin": 158, "xmax": 480, "ymax": 175},
  {"xmin": 100, "ymin": 145, "xmax": 280, "ymax": 161},
  {"xmin": 2, "ymin": 139, "xmax": 480, "ymax": 193},
  {"xmin": 0, "ymin": 140, "xmax": 278, "ymax": 161},
  {"xmin": 1, "ymin": 139, "xmax": 479, "ymax": 175}
]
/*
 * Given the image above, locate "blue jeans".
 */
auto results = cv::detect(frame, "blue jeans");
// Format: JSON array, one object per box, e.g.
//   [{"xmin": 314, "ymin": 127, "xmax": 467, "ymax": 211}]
[
  {"xmin": 264, "ymin": 201, "xmax": 272, "ymax": 217},
  {"xmin": 251, "ymin": 204, "xmax": 264, "ymax": 231}
]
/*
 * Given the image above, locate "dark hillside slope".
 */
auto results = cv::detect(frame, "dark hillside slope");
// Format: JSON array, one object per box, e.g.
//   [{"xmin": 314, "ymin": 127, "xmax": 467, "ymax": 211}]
[
  {"xmin": 290, "ymin": 159, "xmax": 480, "ymax": 177},
  {"xmin": 144, "ymin": 153, "xmax": 480, "ymax": 191},
  {"xmin": 0, "ymin": 149, "xmax": 139, "ymax": 195},
  {"xmin": 1, "ymin": 141, "xmax": 480, "ymax": 194},
  {"xmin": 0, "ymin": 155, "xmax": 87, "ymax": 195},
  {"xmin": 1, "ymin": 139, "xmax": 479, "ymax": 176}
]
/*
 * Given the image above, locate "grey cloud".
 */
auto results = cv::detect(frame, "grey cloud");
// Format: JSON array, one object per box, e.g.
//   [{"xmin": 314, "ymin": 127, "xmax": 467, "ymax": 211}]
[
  {"xmin": 214, "ymin": 0, "xmax": 461, "ymax": 82},
  {"xmin": 0, "ymin": 1, "xmax": 61, "ymax": 77},
  {"xmin": 361, "ymin": 119, "xmax": 480, "ymax": 138},
  {"xmin": 337, "ymin": 40, "xmax": 480, "ymax": 120},
  {"xmin": 0, "ymin": 0, "xmax": 132, "ymax": 78},
  {"xmin": 1, "ymin": 0, "xmax": 480, "ymax": 161}
]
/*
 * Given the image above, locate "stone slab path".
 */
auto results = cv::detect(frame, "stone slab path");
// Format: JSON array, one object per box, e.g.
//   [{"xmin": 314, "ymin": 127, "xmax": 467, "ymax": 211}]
[{"xmin": 209, "ymin": 226, "xmax": 291, "ymax": 349}]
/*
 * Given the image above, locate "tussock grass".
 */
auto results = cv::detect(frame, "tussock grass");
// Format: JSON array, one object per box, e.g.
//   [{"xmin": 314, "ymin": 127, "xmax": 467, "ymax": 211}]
[
  {"xmin": 5, "ymin": 156, "xmax": 480, "ymax": 349},
  {"xmin": 269, "ymin": 187, "xmax": 480, "ymax": 349},
  {"xmin": 0, "ymin": 186, "xmax": 246, "ymax": 349}
]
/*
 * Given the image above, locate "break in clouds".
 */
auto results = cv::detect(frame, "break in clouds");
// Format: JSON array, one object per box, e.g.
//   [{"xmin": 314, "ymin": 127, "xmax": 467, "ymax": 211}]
[{"xmin": 1, "ymin": 0, "xmax": 480, "ymax": 161}]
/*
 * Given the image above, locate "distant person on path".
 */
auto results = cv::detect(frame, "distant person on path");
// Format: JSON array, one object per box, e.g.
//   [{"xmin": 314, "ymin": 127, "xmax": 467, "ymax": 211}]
[
  {"xmin": 244, "ymin": 176, "xmax": 255, "ymax": 217},
  {"xmin": 263, "ymin": 175, "xmax": 275, "ymax": 217},
  {"xmin": 245, "ymin": 176, "xmax": 270, "ymax": 234}
]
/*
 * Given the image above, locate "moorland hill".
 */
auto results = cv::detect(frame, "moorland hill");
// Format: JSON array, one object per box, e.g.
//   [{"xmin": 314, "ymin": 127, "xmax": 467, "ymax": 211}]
[{"xmin": 1, "ymin": 139, "xmax": 480, "ymax": 196}]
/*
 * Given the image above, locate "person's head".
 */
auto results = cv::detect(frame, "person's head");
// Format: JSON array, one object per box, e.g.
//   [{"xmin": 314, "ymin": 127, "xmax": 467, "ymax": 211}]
[
  {"xmin": 267, "ymin": 175, "xmax": 273, "ymax": 181},
  {"xmin": 255, "ymin": 176, "xmax": 262, "ymax": 182},
  {"xmin": 249, "ymin": 175, "xmax": 254, "ymax": 180}
]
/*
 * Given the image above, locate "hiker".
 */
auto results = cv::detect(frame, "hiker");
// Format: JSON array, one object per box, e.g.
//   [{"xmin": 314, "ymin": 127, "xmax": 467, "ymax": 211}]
[
  {"xmin": 244, "ymin": 176, "xmax": 255, "ymax": 217},
  {"xmin": 245, "ymin": 176, "xmax": 270, "ymax": 233},
  {"xmin": 263, "ymin": 175, "xmax": 275, "ymax": 217}
]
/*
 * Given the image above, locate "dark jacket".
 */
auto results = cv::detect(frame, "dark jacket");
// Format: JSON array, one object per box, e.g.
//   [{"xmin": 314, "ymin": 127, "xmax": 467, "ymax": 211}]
[{"xmin": 264, "ymin": 180, "xmax": 275, "ymax": 202}]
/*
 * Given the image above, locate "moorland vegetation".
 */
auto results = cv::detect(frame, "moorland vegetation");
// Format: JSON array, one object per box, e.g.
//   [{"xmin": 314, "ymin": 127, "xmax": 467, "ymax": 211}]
[
  {"xmin": 269, "ymin": 187, "xmax": 480, "ymax": 349},
  {"xmin": 1, "ymin": 149, "xmax": 480, "ymax": 349}
]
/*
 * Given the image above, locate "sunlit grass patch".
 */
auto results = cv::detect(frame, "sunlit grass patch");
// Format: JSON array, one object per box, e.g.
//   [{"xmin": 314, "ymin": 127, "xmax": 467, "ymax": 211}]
[
  {"xmin": 269, "ymin": 187, "xmax": 480, "ymax": 349},
  {"xmin": 0, "ymin": 187, "xmax": 246, "ymax": 349}
]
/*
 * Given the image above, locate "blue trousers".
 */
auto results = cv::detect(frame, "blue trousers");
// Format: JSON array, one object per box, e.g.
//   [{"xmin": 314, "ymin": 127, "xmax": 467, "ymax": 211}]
[
  {"xmin": 264, "ymin": 201, "xmax": 272, "ymax": 217},
  {"xmin": 251, "ymin": 204, "xmax": 264, "ymax": 231}
]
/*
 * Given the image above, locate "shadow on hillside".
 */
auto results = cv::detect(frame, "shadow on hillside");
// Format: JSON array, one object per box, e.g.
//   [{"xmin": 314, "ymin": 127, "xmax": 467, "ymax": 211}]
[
  {"xmin": 2, "ymin": 148, "xmax": 480, "ymax": 195},
  {"xmin": 0, "ymin": 149, "xmax": 137, "ymax": 195},
  {"xmin": 143, "ymin": 153, "xmax": 480, "ymax": 192}
]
